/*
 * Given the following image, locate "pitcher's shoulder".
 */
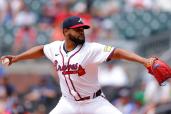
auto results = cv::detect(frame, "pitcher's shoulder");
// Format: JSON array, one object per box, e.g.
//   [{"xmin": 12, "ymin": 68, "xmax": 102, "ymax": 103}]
[
  {"xmin": 84, "ymin": 42, "xmax": 101, "ymax": 47},
  {"xmin": 85, "ymin": 42, "xmax": 103, "ymax": 48}
]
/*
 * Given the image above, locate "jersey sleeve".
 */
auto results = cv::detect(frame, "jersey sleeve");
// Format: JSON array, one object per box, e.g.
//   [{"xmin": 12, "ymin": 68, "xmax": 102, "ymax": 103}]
[
  {"xmin": 43, "ymin": 41, "xmax": 59, "ymax": 62},
  {"xmin": 90, "ymin": 43, "xmax": 115, "ymax": 64}
]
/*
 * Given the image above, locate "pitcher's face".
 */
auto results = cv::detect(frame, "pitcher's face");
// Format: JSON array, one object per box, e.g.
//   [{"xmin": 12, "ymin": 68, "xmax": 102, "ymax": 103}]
[{"xmin": 64, "ymin": 27, "xmax": 85, "ymax": 45}]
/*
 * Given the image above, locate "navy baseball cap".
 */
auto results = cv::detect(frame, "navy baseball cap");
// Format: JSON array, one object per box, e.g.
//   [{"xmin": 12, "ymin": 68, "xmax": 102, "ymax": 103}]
[{"xmin": 62, "ymin": 16, "xmax": 90, "ymax": 29}]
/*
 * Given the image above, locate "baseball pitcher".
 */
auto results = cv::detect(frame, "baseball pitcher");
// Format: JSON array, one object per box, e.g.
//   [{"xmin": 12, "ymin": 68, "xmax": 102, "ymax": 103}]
[{"xmin": 1, "ymin": 16, "xmax": 171, "ymax": 114}]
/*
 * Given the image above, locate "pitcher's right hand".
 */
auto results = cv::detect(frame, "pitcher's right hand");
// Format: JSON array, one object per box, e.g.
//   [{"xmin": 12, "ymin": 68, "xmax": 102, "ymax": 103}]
[{"xmin": 0, "ymin": 55, "xmax": 16, "ymax": 66}]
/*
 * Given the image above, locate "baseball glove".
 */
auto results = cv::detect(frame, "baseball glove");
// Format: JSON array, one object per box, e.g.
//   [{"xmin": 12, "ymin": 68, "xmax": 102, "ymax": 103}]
[{"xmin": 146, "ymin": 58, "xmax": 171, "ymax": 86}]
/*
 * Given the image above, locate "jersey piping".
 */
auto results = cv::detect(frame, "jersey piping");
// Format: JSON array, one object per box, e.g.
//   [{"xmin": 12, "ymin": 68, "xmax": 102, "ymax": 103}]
[{"xmin": 59, "ymin": 44, "xmax": 84, "ymax": 100}]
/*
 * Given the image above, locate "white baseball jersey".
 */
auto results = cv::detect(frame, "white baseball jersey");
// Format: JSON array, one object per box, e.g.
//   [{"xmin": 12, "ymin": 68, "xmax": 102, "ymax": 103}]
[{"xmin": 43, "ymin": 41, "xmax": 115, "ymax": 101}]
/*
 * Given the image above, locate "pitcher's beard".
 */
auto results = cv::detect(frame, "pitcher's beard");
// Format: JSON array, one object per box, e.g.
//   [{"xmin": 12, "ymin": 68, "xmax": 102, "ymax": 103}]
[{"xmin": 69, "ymin": 35, "xmax": 85, "ymax": 45}]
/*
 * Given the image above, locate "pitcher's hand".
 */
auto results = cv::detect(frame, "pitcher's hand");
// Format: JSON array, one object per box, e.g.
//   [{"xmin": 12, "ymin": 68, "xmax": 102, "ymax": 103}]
[{"xmin": 0, "ymin": 55, "xmax": 16, "ymax": 66}]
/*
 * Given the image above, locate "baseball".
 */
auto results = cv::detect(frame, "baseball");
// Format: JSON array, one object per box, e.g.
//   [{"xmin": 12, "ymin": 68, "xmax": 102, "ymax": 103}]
[{"xmin": 2, "ymin": 58, "xmax": 10, "ymax": 66}]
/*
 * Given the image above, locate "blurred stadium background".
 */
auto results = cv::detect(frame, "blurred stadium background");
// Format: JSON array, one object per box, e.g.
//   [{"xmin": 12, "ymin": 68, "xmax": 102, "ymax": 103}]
[{"xmin": 0, "ymin": 0, "xmax": 171, "ymax": 114}]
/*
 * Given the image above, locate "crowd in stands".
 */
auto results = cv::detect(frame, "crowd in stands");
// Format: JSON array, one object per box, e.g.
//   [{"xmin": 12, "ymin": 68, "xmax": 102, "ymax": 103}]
[
  {"xmin": 0, "ymin": 0, "xmax": 171, "ymax": 114},
  {"xmin": 0, "ymin": 72, "xmax": 61, "ymax": 114},
  {"xmin": 0, "ymin": 0, "xmax": 171, "ymax": 54}
]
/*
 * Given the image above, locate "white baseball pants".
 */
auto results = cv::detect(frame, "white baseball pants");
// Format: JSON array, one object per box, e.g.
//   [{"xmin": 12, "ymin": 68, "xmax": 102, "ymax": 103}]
[{"xmin": 49, "ymin": 96, "xmax": 122, "ymax": 114}]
